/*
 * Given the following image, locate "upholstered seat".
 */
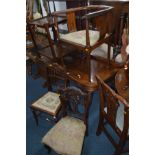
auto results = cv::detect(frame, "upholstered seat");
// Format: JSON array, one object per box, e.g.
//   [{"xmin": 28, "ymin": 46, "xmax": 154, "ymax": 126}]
[
  {"xmin": 31, "ymin": 92, "xmax": 61, "ymax": 116},
  {"xmin": 91, "ymin": 43, "xmax": 113, "ymax": 59},
  {"xmin": 42, "ymin": 116, "xmax": 86, "ymax": 155},
  {"xmin": 33, "ymin": 12, "xmax": 46, "ymax": 34},
  {"xmin": 60, "ymin": 30, "xmax": 100, "ymax": 46},
  {"xmin": 115, "ymin": 44, "xmax": 129, "ymax": 64}
]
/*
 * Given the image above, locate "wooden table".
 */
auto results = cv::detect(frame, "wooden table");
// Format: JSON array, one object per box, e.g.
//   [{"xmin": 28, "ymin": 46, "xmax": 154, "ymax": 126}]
[{"xmin": 115, "ymin": 68, "xmax": 129, "ymax": 101}]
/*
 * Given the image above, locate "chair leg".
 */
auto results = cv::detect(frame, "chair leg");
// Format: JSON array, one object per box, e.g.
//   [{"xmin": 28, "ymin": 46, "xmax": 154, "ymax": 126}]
[
  {"xmin": 31, "ymin": 109, "xmax": 39, "ymax": 126},
  {"xmin": 26, "ymin": 62, "xmax": 32, "ymax": 76},
  {"xmin": 44, "ymin": 144, "xmax": 51, "ymax": 154},
  {"xmin": 96, "ymin": 105, "xmax": 104, "ymax": 136},
  {"xmin": 114, "ymin": 136, "xmax": 128, "ymax": 155},
  {"xmin": 84, "ymin": 92, "xmax": 93, "ymax": 136}
]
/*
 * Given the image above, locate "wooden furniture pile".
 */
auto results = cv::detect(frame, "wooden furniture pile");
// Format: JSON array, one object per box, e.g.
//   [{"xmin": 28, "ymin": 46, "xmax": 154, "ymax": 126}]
[{"xmin": 26, "ymin": 1, "xmax": 129, "ymax": 155}]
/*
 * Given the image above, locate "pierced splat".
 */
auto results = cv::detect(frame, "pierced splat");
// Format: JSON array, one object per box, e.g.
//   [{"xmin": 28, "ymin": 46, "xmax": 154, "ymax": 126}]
[
  {"xmin": 59, "ymin": 86, "xmax": 87, "ymax": 119},
  {"xmin": 104, "ymin": 88, "xmax": 119, "ymax": 126},
  {"xmin": 96, "ymin": 74, "xmax": 129, "ymax": 155}
]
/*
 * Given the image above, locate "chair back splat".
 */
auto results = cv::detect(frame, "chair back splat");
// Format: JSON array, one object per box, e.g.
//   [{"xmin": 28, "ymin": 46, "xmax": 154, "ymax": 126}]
[
  {"xmin": 96, "ymin": 74, "xmax": 129, "ymax": 155},
  {"xmin": 59, "ymin": 86, "xmax": 88, "ymax": 124}
]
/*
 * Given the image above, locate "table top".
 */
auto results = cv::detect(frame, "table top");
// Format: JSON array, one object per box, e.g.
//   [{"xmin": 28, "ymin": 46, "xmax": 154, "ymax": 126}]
[
  {"xmin": 35, "ymin": 45, "xmax": 119, "ymax": 92},
  {"xmin": 115, "ymin": 68, "xmax": 129, "ymax": 101}
]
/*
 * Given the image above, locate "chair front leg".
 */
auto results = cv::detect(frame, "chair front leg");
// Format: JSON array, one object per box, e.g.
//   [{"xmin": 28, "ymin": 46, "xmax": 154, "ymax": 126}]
[
  {"xmin": 44, "ymin": 144, "xmax": 51, "ymax": 154},
  {"xmin": 96, "ymin": 104, "xmax": 104, "ymax": 136}
]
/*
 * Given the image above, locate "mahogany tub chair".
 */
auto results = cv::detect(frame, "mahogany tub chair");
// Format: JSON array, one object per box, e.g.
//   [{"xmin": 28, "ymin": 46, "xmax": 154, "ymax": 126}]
[
  {"xmin": 96, "ymin": 74, "xmax": 129, "ymax": 155},
  {"xmin": 53, "ymin": 5, "xmax": 115, "ymax": 82},
  {"xmin": 42, "ymin": 86, "xmax": 88, "ymax": 155}
]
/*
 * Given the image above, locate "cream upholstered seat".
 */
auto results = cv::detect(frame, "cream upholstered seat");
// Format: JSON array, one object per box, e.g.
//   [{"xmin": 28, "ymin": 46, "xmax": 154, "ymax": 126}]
[
  {"xmin": 91, "ymin": 43, "xmax": 113, "ymax": 59},
  {"xmin": 42, "ymin": 116, "xmax": 86, "ymax": 155},
  {"xmin": 33, "ymin": 12, "xmax": 46, "ymax": 34},
  {"xmin": 60, "ymin": 30, "xmax": 100, "ymax": 46},
  {"xmin": 115, "ymin": 44, "xmax": 129, "ymax": 63},
  {"xmin": 31, "ymin": 92, "xmax": 61, "ymax": 124}
]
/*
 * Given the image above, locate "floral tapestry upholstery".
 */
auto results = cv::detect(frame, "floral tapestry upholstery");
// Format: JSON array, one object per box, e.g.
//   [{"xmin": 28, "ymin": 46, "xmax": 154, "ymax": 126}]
[
  {"xmin": 60, "ymin": 30, "xmax": 100, "ymax": 46},
  {"xmin": 31, "ymin": 92, "xmax": 61, "ymax": 116},
  {"xmin": 91, "ymin": 43, "xmax": 113, "ymax": 59},
  {"xmin": 42, "ymin": 116, "xmax": 86, "ymax": 155}
]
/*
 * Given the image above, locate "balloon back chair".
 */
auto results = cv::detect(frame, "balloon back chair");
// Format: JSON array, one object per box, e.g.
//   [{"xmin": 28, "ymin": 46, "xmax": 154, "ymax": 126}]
[
  {"xmin": 42, "ymin": 86, "xmax": 88, "ymax": 155},
  {"xmin": 53, "ymin": 5, "xmax": 115, "ymax": 82},
  {"xmin": 96, "ymin": 74, "xmax": 129, "ymax": 155}
]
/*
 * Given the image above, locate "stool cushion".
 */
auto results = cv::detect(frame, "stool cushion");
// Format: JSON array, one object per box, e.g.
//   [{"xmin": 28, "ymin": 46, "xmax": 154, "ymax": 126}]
[
  {"xmin": 60, "ymin": 30, "xmax": 100, "ymax": 46},
  {"xmin": 42, "ymin": 116, "xmax": 86, "ymax": 155},
  {"xmin": 31, "ymin": 92, "xmax": 61, "ymax": 116}
]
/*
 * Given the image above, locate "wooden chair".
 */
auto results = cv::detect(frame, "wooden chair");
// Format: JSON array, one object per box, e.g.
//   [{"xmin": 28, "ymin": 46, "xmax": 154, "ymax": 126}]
[
  {"xmin": 42, "ymin": 86, "xmax": 88, "ymax": 155},
  {"xmin": 96, "ymin": 74, "xmax": 129, "ymax": 155},
  {"xmin": 53, "ymin": 5, "xmax": 115, "ymax": 82},
  {"xmin": 29, "ymin": 57, "xmax": 70, "ymax": 125},
  {"xmin": 30, "ymin": 90, "xmax": 62, "ymax": 125}
]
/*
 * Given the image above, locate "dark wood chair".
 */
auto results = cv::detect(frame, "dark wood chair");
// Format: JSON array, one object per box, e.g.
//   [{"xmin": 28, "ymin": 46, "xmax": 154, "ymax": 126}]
[
  {"xmin": 96, "ymin": 74, "xmax": 129, "ymax": 155},
  {"xmin": 30, "ymin": 90, "xmax": 62, "ymax": 125},
  {"xmin": 29, "ymin": 58, "xmax": 71, "ymax": 125},
  {"xmin": 42, "ymin": 86, "xmax": 88, "ymax": 155},
  {"xmin": 53, "ymin": 5, "xmax": 115, "ymax": 82}
]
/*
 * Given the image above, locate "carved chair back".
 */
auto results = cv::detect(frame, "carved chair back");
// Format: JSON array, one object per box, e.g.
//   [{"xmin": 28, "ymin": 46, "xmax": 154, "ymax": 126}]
[
  {"xmin": 96, "ymin": 74, "xmax": 129, "ymax": 155},
  {"xmin": 59, "ymin": 87, "xmax": 88, "ymax": 125}
]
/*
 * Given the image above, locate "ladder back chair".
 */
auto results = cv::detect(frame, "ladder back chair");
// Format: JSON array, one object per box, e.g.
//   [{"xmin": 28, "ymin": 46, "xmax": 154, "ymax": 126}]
[
  {"xmin": 42, "ymin": 86, "xmax": 88, "ymax": 155},
  {"xmin": 96, "ymin": 74, "xmax": 129, "ymax": 155}
]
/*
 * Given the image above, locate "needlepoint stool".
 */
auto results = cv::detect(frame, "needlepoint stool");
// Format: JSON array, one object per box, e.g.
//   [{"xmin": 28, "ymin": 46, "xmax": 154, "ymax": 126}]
[{"xmin": 31, "ymin": 92, "xmax": 61, "ymax": 125}]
